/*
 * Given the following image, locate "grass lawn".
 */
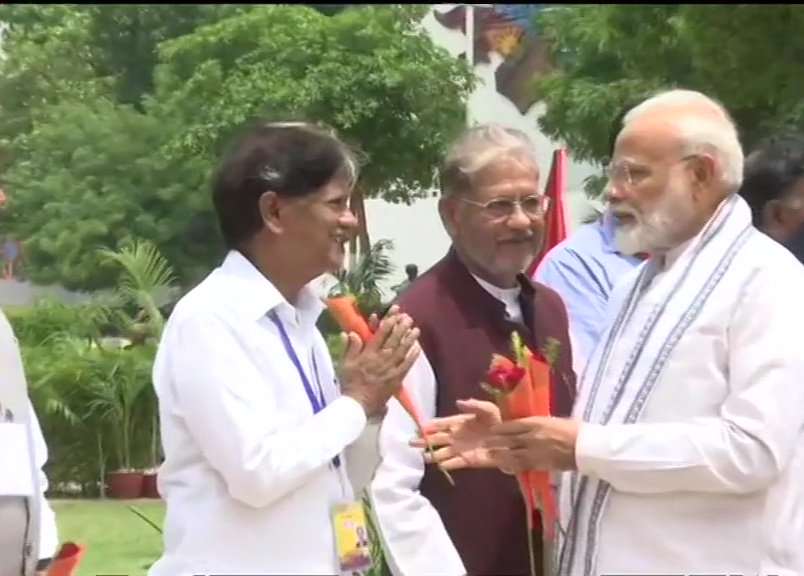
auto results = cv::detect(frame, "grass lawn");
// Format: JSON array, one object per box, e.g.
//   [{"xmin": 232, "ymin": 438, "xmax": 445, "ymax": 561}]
[{"xmin": 51, "ymin": 499, "xmax": 165, "ymax": 576}]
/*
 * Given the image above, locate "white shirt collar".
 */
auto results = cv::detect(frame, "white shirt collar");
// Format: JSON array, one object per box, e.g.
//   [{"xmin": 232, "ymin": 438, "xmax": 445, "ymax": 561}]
[
  {"xmin": 472, "ymin": 274, "xmax": 521, "ymax": 301},
  {"xmin": 471, "ymin": 273, "xmax": 523, "ymax": 323},
  {"xmin": 218, "ymin": 250, "xmax": 326, "ymax": 327}
]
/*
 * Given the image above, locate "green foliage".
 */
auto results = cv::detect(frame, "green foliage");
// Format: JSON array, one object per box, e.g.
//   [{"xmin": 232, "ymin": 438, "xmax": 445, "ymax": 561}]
[
  {"xmin": 319, "ymin": 238, "xmax": 397, "ymax": 337},
  {"xmin": 5, "ymin": 299, "xmax": 109, "ymax": 347},
  {"xmin": 337, "ymin": 239, "xmax": 396, "ymax": 312},
  {"xmin": 0, "ymin": 6, "xmax": 111, "ymax": 148},
  {"xmin": 363, "ymin": 494, "xmax": 392, "ymax": 576},
  {"xmin": 1, "ymin": 4, "xmax": 473, "ymax": 290},
  {"xmin": 83, "ymin": 344, "xmax": 155, "ymax": 472},
  {"xmin": 326, "ymin": 333, "xmax": 347, "ymax": 364},
  {"xmin": 82, "ymin": 5, "xmax": 254, "ymax": 107},
  {"xmin": 99, "ymin": 239, "xmax": 179, "ymax": 341},
  {"xmin": 16, "ymin": 318, "xmax": 157, "ymax": 492},
  {"xmin": 51, "ymin": 500, "xmax": 165, "ymax": 575},
  {"xmin": 534, "ymin": 5, "xmax": 804, "ymax": 196},
  {"xmin": 151, "ymin": 4, "xmax": 474, "ymax": 203},
  {"xmin": 2, "ymin": 98, "xmax": 221, "ymax": 290},
  {"xmin": 10, "ymin": 240, "xmax": 177, "ymax": 492}
]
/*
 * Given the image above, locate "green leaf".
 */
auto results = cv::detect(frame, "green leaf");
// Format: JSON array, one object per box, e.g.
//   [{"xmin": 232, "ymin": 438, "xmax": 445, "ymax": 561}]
[
  {"xmin": 544, "ymin": 337, "xmax": 561, "ymax": 368},
  {"xmin": 534, "ymin": 5, "xmax": 804, "ymax": 177}
]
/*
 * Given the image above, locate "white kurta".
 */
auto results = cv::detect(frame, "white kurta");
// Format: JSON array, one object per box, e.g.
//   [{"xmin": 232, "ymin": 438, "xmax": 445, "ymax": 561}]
[
  {"xmin": 557, "ymin": 195, "xmax": 804, "ymax": 576},
  {"xmin": 369, "ymin": 278, "xmax": 524, "ymax": 576},
  {"xmin": 368, "ymin": 353, "xmax": 466, "ymax": 576},
  {"xmin": 149, "ymin": 251, "xmax": 380, "ymax": 575},
  {"xmin": 0, "ymin": 310, "xmax": 59, "ymax": 575}
]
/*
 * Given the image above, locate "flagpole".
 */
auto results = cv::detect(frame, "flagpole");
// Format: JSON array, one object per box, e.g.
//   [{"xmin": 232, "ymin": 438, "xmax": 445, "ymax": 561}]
[
  {"xmin": 463, "ymin": 4, "xmax": 493, "ymax": 127},
  {"xmin": 466, "ymin": 4, "xmax": 474, "ymax": 127}
]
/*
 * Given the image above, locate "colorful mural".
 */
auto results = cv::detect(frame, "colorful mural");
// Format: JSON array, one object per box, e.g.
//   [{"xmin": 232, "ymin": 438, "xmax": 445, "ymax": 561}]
[{"xmin": 433, "ymin": 4, "xmax": 553, "ymax": 114}]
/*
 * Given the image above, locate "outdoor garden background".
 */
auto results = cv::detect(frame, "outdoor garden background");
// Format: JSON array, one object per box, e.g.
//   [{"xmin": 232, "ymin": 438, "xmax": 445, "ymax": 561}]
[{"xmin": 1, "ymin": 4, "xmax": 803, "ymax": 574}]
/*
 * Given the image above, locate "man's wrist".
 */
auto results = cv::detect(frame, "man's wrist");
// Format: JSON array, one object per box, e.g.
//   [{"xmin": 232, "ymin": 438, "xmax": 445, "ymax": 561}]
[{"xmin": 552, "ymin": 417, "xmax": 580, "ymax": 470}]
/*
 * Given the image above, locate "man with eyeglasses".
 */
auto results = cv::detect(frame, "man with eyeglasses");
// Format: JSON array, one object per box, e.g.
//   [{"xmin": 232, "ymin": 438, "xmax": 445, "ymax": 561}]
[
  {"xmin": 416, "ymin": 90, "xmax": 804, "ymax": 576},
  {"xmin": 148, "ymin": 120, "xmax": 421, "ymax": 575},
  {"xmin": 369, "ymin": 124, "xmax": 576, "ymax": 576},
  {"xmin": 532, "ymin": 104, "xmax": 644, "ymax": 377}
]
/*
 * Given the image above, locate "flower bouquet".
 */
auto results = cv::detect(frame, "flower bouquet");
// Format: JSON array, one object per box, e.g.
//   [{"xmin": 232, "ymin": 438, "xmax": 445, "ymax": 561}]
[{"xmin": 481, "ymin": 332, "xmax": 560, "ymax": 576}]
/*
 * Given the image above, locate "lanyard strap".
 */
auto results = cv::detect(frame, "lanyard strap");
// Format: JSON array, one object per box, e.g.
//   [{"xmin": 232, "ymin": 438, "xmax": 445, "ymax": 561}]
[
  {"xmin": 269, "ymin": 311, "xmax": 325, "ymax": 412},
  {"xmin": 269, "ymin": 310, "xmax": 341, "ymax": 469}
]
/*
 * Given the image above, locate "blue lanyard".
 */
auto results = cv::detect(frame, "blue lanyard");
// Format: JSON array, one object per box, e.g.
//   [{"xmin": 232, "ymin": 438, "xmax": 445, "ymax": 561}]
[{"xmin": 269, "ymin": 310, "xmax": 341, "ymax": 468}]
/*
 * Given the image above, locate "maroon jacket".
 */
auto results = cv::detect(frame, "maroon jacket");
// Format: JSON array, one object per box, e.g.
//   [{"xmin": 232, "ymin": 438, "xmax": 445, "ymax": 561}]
[{"xmin": 396, "ymin": 249, "xmax": 576, "ymax": 576}]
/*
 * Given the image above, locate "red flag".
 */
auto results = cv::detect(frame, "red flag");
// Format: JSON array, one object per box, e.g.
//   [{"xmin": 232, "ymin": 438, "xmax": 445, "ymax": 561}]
[{"xmin": 528, "ymin": 148, "xmax": 568, "ymax": 276}]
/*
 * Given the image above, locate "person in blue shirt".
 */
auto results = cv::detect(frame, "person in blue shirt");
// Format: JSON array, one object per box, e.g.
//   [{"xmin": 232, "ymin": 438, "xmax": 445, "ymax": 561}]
[
  {"xmin": 533, "ymin": 210, "xmax": 641, "ymax": 374},
  {"xmin": 533, "ymin": 103, "xmax": 645, "ymax": 374}
]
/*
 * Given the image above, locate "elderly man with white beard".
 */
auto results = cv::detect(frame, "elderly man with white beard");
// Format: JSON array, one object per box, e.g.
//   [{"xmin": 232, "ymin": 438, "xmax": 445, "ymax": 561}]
[{"xmin": 416, "ymin": 89, "xmax": 804, "ymax": 576}]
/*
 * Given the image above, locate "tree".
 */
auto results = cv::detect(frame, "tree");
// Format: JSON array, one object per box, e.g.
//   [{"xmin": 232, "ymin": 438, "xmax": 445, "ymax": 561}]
[
  {"xmin": 2, "ymin": 98, "xmax": 217, "ymax": 289},
  {"xmin": 149, "ymin": 4, "xmax": 474, "ymax": 252},
  {"xmin": 0, "ymin": 6, "xmax": 251, "ymax": 124},
  {"xmin": 533, "ymin": 5, "xmax": 804, "ymax": 196},
  {"xmin": 100, "ymin": 239, "xmax": 179, "ymax": 469},
  {"xmin": 0, "ymin": 6, "xmax": 110, "ymax": 150},
  {"xmin": 0, "ymin": 5, "xmax": 239, "ymax": 288},
  {"xmin": 82, "ymin": 5, "xmax": 253, "ymax": 108},
  {"xmin": 1, "ymin": 5, "xmax": 473, "ymax": 289}
]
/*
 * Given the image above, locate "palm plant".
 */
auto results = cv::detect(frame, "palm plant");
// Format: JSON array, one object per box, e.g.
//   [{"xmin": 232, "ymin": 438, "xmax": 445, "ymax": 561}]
[
  {"xmin": 335, "ymin": 238, "xmax": 395, "ymax": 313},
  {"xmin": 98, "ymin": 239, "xmax": 178, "ymax": 471},
  {"xmin": 84, "ymin": 347, "xmax": 152, "ymax": 472},
  {"xmin": 25, "ymin": 332, "xmax": 112, "ymax": 495},
  {"xmin": 17, "ymin": 241, "xmax": 178, "ymax": 494},
  {"xmin": 98, "ymin": 239, "xmax": 178, "ymax": 342}
]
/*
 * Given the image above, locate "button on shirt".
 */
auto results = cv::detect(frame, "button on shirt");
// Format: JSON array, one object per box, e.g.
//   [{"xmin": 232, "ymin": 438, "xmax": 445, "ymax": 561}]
[{"xmin": 149, "ymin": 250, "xmax": 368, "ymax": 576}]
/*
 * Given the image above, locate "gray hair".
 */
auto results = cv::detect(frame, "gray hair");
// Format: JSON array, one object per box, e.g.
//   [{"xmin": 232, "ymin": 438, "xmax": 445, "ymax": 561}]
[
  {"xmin": 623, "ymin": 89, "xmax": 744, "ymax": 192},
  {"xmin": 439, "ymin": 124, "xmax": 538, "ymax": 196}
]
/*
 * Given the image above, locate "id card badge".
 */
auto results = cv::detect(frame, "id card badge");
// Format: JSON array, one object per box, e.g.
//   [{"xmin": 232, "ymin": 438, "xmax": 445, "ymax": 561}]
[{"xmin": 331, "ymin": 501, "xmax": 373, "ymax": 575}]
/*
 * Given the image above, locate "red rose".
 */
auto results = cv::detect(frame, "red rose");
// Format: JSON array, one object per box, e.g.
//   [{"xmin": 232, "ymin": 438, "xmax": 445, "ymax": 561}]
[{"xmin": 487, "ymin": 364, "xmax": 526, "ymax": 392}]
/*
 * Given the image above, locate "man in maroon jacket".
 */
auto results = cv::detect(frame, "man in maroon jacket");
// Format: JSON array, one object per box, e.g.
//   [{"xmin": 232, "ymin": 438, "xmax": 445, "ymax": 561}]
[{"xmin": 369, "ymin": 125, "xmax": 576, "ymax": 576}]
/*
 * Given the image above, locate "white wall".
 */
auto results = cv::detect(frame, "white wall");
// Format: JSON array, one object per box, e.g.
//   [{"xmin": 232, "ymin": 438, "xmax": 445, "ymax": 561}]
[{"xmin": 365, "ymin": 4, "xmax": 600, "ymax": 294}]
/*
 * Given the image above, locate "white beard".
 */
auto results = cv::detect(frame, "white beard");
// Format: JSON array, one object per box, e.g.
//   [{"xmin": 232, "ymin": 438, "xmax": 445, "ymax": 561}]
[{"xmin": 613, "ymin": 179, "xmax": 697, "ymax": 256}]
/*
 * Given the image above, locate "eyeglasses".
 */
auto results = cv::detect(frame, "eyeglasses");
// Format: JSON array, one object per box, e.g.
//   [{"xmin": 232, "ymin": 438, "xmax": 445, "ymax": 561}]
[
  {"xmin": 459, "ymin": 194, "xmax": 551, "ymax": 219},
  {"xmin": 606, "ymin": 154, "xmax": 699, "ymax": 189}
]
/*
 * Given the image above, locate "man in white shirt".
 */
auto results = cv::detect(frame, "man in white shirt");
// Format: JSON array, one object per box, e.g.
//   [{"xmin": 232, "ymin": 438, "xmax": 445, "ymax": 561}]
[
  {"xmin": 149, "ymin": 121, "xmax": 421, "ymax": 575},
  {"xmin": 1, "ymin": 310, "xmax": 59, "ymax": 576},
  {"xmin": 419, "ymin": 90, "xmax": 804, "ymax": 576}
]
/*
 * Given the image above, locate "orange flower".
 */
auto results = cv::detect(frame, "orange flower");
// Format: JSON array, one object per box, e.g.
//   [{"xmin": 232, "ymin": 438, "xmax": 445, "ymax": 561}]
[{"xmin": 481, "ymin": 333, "xmax": 562, "ymax": 576}]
